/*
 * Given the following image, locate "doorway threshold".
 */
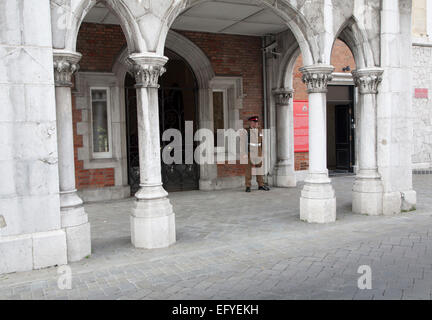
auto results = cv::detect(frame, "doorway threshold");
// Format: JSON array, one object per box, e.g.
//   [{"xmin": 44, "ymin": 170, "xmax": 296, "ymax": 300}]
[{"xmin": 328, "ymin": 170, "xmax": 355, "ymax": 177}]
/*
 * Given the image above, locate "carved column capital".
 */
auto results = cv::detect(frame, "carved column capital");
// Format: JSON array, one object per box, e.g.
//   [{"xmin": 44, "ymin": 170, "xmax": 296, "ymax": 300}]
[
  {"xmin": 273, "ymin": 88, "xmax": 293, "ymax": 106},
  {"xmin": 129, "ymin": 53, "xmax": 168, "ymax": 88},
  {"xmin": 352, "ymin": 68, "xmax": 384, "ymax": 94},
  {"xmin": 300, "ymin": 64, "xmax": 334, "ymax": 93},
  {"xmin": 53, "ymin": 50, "xmax": 82, "ymax": 87}
]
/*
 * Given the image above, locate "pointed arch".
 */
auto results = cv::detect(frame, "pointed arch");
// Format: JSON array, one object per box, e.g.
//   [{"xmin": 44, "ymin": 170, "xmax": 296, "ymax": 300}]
[
  {"xmin": 159, "ymin": 0, "xmax": 317, "ymax": 66},
  {"xmin": 64, "ymin": 0, "xmax": 146, "ymax": 53},
  {"xmin": 332, "ymin": 16, "xmax": 376, "ymax": 69}
]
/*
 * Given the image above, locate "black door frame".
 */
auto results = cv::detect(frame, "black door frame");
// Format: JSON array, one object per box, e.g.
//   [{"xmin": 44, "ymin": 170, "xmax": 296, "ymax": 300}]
[{"xmin": 327, "ymin": 85, "xmax": 356, "ymax": 173}]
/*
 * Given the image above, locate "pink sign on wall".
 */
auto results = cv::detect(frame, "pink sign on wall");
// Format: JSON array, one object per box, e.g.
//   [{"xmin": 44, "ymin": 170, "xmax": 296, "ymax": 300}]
[
  {"xmin": 293, "ymin": 100, "xmax": 309, "ymax": 153},
  {"xmin": 415, "ymin": 88, "xmax": 428, "ymax": 99}
]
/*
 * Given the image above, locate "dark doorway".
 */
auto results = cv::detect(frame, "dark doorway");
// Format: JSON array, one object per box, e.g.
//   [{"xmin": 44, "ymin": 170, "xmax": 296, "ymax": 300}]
[
  {"xmin": 125, "ymin": 50, "xmax": 200, "ymax": 195},
  {"xmin": 327, "ymin": 85, "xmax": 355, "ymax": 173}
]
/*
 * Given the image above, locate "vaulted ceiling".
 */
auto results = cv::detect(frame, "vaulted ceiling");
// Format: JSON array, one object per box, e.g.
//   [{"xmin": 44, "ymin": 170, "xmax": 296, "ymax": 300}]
[{"xmin": 83, "ymin": 0, "xmax": 290, "ymax": 36}]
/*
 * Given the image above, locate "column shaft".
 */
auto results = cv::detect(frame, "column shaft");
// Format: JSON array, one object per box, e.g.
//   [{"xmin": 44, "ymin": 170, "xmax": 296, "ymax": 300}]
[
  {"xmin": 358, "ymin": 93, "xmax": 378, "ymax": 173},
  {"xmin": 273, "ymin": 88, "xmax": 296, "ymax": 187},
  {"xmin": 135, "ymin": 86, "xmax": 165, "ymax": 195},
  {"xmin": 56, "ymin": 86, "xmax": 78, "ymax": 196},
  {"xmin": 308, "ymin": 92, "xmax": 328, "ymax": 175}
]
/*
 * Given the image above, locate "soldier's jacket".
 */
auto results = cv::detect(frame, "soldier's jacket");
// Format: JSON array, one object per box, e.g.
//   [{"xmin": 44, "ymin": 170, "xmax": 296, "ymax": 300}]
[{"xmin": 247, "ymin": 127, "xmax": 263, "ymax": 167}]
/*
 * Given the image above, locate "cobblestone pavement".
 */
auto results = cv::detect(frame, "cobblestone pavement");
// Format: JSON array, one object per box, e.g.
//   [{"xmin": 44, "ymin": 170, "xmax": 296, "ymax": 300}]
[{"xmin": 1, "ymin": 175, "xmax": 432, "ymax": 300}]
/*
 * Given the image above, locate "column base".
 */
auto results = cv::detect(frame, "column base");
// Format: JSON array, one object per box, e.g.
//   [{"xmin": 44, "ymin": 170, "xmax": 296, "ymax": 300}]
[
  {"xmin": 131, "ymin": 186, "xmax": 176, "ymax": 249},
  {"xmin": 274, "ymin": 164, "xmax": 296, "ymax": 187},
  {"xmin": 300, "ymin": 176, "xmax": 336, "ymax": 223},
  {"xmin": 352, "ymin": 177, "xmax": 383, "ymax": 215},
  {"xmin": 64, "ymin": 221, "xmax": 91, "ymax": 262},
  {"xmin": 382, "ymin": 190, "xmax": 417, "ymax": 215},
  {"xmin": 60, "ymin": 200, "xmax": 91, "ymax": 262}
]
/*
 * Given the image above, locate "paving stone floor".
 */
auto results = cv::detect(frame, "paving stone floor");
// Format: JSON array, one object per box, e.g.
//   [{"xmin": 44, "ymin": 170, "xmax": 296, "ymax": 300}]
[{"xmin": 1, "ymin": 175, "xmax": 432, "ymax": 300}]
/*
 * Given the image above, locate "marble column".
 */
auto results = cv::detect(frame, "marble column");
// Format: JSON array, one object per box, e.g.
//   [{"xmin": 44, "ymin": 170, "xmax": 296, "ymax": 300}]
[
  {"xmin": 299, "ymin": 64, "xmax": 336, "ymax": 223},
  {"xmin": 53, "ymin": 50, "xmax": 91, "ymax": 261},
  {"xmin": 129, "ymin": 53, "xmax": 176, "ymax": 249},
  {"xmin": 273, "ymin": 88, "xmax": 296, "ymax": 187},
  {"xmin": 352, "ymin": 68, "xmax": 384, "ymax": 215}
]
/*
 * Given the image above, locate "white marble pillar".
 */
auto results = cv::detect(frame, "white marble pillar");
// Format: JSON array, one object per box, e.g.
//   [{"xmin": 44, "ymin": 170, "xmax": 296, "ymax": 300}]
[
  {"xmin": 53, "ymin": 50, "xmax": 91, "ymax": 261},
  {"xmin": 299, "ymin": 65, "xmax": 336, "ymax": 223},
  {"xmin": 352, "ymin": 68, "xmax": 384, "ymax": 215},
  {"xmin": 129, "ymin": 53, "xmax": 176, "ymax": 249},
  {"xmin": 273, "ymin": 88, "xmax": 296, "ymax": 187}
]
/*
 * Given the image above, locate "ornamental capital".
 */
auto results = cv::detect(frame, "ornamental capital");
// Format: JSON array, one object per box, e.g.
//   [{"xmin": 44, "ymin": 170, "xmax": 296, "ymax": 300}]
[
  {"xmin": 53, "ymin": 50, "xmax": 82, "ymax": 87},
  {"xmin": 352, "ymin": 68, "xmax": 384, "ymax": 94},
  {"xmin": 273, "ymin": 88, "xmax": 293, "ymax": 106},
  {"xmin": 300, "ymin": 64, "xmax": 334, "ymax": 93},
  {"xmin": 128, "ymin": 53, "xmax": 168, "ymax": 88}
]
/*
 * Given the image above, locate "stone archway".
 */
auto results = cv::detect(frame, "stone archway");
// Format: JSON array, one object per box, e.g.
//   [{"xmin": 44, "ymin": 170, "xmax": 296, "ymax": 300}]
[
  {"xmin": 56, "ymin": 0, "xmax": 145, "ymax": 53},
  {"xmin": 115, "ymin": 30, "xmax": 220, "ymax": 189},
  {"xmin": 160, "ymin": 0, "xmax": 316, "ymax": 65}
]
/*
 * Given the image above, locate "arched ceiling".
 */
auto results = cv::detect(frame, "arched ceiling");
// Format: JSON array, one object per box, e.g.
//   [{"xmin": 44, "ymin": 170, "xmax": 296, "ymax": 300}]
[{"xmin": 84, "ymin": 0, "xmax": 290, "ymax": 37}]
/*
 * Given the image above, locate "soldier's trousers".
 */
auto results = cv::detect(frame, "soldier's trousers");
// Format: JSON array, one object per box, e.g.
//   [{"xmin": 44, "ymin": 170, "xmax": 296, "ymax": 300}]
[{"xmin": 245, "ymin": 160, "xmax": 264, "ymax": 188}]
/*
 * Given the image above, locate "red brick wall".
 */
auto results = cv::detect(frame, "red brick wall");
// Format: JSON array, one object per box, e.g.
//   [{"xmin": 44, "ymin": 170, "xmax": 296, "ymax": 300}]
[
  {"xmin": 77, "ymin": 23, "xmax": 127, "ymax": 72},
  {"xmin": 176, "ymin": 30, "xmax": 263, "ymax": 178},
  {"xmin": 72, "ymin": 95, "xmax": 115, "ymax": 189},
  {"xmin": 293, "ymin": 39, "xmax": 356, "ymax": 170},
  {"xmin": 72, "ymin": 22, "xmax": 125, "ymax": 189}
]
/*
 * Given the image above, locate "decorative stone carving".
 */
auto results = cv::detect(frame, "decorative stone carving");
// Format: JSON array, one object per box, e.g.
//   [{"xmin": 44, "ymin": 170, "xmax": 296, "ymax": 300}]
[
  {"xmin": 53, "ymin": 50, "xmax": 82, "ymax": 87},
  {"xmin": 273, "ymin": 88, "xmax": 293, "ymax": 106},
  {"xmin": 300, "ymin": 64, "xmax": 334, "ymax": 93},
  {"xmin": 352, "ymin": 68, "xmax": 384, "ymax": 94},
  {"xmin": 129, "ymin": 53, "xmax": 168, "ymax": 88}
]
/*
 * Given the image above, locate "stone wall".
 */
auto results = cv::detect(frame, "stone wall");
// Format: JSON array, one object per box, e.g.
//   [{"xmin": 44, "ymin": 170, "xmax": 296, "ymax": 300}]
[
  {"xmin": 0, "ymin": 0, "xmax": 67, "ymax": 274},
  {"xmin": 412, "ymin": 44, "xmax": 432, "ymax": 169}
]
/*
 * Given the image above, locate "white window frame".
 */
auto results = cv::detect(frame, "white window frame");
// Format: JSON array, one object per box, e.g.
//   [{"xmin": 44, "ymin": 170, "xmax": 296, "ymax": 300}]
[
  {"xmin": 90, "ymin": 86, "xmax": 113, "ymax": 159},
  {"xmin": 209, "ymin": 76, "xmax": 245, "ymax": 161}
]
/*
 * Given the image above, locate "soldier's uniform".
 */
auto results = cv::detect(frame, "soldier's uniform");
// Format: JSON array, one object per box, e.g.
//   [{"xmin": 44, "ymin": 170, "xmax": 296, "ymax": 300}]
[{"xmin": 245, "ymin": 116, "xmax": 269, "ymax": 192}]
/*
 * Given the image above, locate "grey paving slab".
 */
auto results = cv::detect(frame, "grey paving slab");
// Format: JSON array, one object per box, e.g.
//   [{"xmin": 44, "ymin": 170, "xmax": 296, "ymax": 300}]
[{"xmin": 1, "ymin": 175, "xmax": 432, "ymax": 300}]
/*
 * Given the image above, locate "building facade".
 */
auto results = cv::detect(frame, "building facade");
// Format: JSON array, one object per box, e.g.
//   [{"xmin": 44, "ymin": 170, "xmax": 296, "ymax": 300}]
[
  {"xmin": 0, "ymin": 0, "xmax": 417, "ymax": 274},
  {"xmin": 411, "ymin": 0, "xmax": 432, "ymax": 171}
]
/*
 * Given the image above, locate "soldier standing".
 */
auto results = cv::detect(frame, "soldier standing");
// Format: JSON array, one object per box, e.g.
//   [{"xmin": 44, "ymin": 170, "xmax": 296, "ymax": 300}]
[{"xmin": 245, "ymin": 116, "xmax": 270, "ymax": 192}]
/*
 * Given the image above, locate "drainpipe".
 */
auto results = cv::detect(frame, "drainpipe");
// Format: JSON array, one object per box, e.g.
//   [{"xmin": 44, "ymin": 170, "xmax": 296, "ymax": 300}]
[
  {"xmin": 262, "ymin": 36, "xmax": 270, "ymax": 182},
  {"xmin": 262, "ymin": 36, "xmax": 268, "ymax": 130}
]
